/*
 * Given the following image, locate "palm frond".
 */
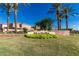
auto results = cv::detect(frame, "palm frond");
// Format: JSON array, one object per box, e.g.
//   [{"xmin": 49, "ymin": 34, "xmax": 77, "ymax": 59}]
[{"xmin": 48, "ymin": 7, "xmax": 56, "ymax": 14}]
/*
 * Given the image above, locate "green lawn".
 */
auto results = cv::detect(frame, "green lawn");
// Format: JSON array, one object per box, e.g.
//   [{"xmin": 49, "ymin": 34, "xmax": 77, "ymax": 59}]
[{"xmin": 0, "ymin": 34, "xmax": 79, "ymax": 56}]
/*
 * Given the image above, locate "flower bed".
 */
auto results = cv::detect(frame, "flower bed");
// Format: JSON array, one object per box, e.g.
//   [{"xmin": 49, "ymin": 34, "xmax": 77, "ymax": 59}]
[{"xmin": 24, "ymin": 34, "xmax": 57, "ymax": 39}]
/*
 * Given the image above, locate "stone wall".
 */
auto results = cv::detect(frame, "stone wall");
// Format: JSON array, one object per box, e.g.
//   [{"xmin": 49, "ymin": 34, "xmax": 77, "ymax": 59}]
[{"xmin": 34, "ymin": 30, "xmax": 70, "ymax": 36}]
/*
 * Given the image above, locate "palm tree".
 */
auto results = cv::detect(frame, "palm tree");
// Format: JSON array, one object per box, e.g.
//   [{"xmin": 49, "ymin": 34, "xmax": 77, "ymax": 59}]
[
  {"xmin": 0, "ymin": 3, "xmax": 13, "ymax": 32},
  {"xmin": 0, "ymin": 3, "xmax": 29, "ymax": 33},
  {"xmin": 58, "ymin": 13, "xmax": 63, "ymax": 30},
  {"xmin": 13, "ymin": 3, "xmax": 18, "ymax": 33},
  {"xmin": 62, "ymin": 6, "xmax": 77, "ymax": 30},
  {"xmin": 49, "ymin": 3, "xmax": 63, "ymax": 30},
  {"xmin": 13, "ymin": 3, "xmax": 30, "ymax": 33}
]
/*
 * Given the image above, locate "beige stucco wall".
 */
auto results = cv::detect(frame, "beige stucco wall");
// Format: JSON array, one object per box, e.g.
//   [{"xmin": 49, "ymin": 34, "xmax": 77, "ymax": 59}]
[{"xmin": 53, "ymin": 30, "xmax": 70, "ymax": 36}]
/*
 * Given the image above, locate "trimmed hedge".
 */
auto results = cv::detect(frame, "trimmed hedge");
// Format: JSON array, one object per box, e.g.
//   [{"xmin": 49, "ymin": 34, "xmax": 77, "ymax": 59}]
[{"xmin": 24, "ymin": 34, "xmax": 57, "ymax": 39}]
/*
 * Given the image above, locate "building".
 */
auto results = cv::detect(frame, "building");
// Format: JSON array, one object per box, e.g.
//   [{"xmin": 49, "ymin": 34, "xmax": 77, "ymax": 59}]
[
  {"xmin": 0, "ymin": 23, "xmax": 34, "ymax": 32},
  {"xmin": 0, "ymin": 24, "xmax": 7, "ymax": 32},
  {"xmin": 22, "ymin": 24, "xmax": 34, "ymax": 30}
]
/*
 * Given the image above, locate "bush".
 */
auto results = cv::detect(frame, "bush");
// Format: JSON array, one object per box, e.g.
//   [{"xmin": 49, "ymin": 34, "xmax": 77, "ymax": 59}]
[
  {"xmin": 24, "ymin": 34, "xmax": 57, "ymax": 39},
  {"xmin": 23, "ymin": 28, "xmax": 28, "ymax": 33}
]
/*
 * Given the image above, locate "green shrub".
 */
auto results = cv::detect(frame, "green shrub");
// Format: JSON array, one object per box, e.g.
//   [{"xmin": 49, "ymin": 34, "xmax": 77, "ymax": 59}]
[
  {"xmin": 23, "ymin": 28, "xmax": 28, "ymax": 33},
  {"xmin": 24, "ymin": 34, "xmax": 57, "ymax": 39},
  {"xmin": 52, "ymin": 35, "xmax": 57, "ymax": 38}
]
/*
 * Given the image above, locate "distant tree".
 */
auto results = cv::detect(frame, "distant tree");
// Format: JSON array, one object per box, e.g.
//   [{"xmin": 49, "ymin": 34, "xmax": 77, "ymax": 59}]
[
  {"xmin": 34, "ymin": 22, "xmax": 41, "ymax": 30},
  {"xmin": 35, "ymin": 18, "xmax": 53, "ymax": 30}
]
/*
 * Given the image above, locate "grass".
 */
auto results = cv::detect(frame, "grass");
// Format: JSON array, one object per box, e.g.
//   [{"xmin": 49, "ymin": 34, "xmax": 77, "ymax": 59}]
[{"xmin": 0, "ymin": 34, "xmax": 79, "ymax": 55}]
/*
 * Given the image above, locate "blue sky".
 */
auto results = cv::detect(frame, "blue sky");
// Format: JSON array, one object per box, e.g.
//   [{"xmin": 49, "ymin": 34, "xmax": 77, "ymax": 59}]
[{"xmin": 0, "ymin": 3, "xmax": 79, "ymax": 30}]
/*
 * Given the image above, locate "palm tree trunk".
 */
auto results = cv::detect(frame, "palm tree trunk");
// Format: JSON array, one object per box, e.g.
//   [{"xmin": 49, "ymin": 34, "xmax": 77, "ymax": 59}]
[
  {"xmin": 59, "ymin": 19, "xmax": 61, "ymax": 30},
  {"xmin": 7, "ymin": 12, "xmax": 10, "ymax": 32},
  {"xmin": 14, "ymin": 10, "xmax": 17, "ymax": 33},
  {"xmin": 66, "ymin": 15, "xmax": 68, "ymax": 30},
  {"xmin": 14, "ymin": 3, "xmax": 18, "ymax": 33},
  {"xmin": 56, "ymin": 10, "xmax": 60, "ymax": 30},
  {"xmin": 58, "ymin": 19, "xmax": 60, "ymax": 30}
]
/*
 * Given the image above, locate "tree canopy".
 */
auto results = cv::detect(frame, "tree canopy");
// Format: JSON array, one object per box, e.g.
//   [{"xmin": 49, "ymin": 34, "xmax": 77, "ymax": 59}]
[{"xmin": 35, "ymin": 18, "xmax": 53, "ymax": 30}]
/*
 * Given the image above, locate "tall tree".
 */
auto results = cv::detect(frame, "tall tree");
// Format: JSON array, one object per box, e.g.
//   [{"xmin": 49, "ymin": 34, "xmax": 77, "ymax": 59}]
[
  {"xmin": 48, "ymin": 3, "xmax": 63, "ymax": 30},
  {"xmin": 13, "ymin": 3, "xmax": 18, "ymax": 33},
  {"xmin": 13, "ymin": 3, "xmax": 30, "ymax": 33},
  {"xmin": 62, "ymin": 6, "xmax": 77, "ymax": 30},
  {"xmin": 0, "ymin": 3, "xmax": 13, "ymax": 32}
]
